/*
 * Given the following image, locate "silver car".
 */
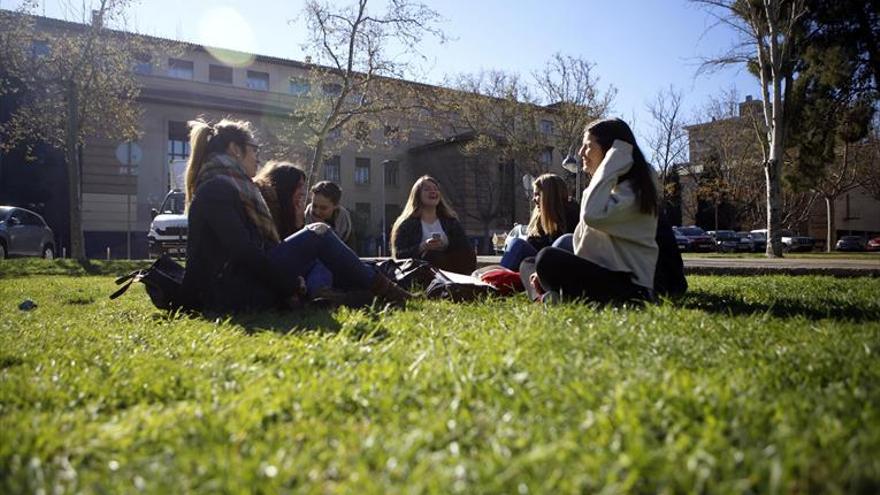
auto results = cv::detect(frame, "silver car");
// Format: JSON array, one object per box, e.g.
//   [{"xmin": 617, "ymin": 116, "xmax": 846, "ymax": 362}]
[{"xmin": 0, "ymin": 206, "xmax": 56, "ymax": 259}]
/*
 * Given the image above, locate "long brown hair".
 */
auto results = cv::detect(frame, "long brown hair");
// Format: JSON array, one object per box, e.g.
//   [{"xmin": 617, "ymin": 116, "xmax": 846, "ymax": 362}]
[
  {"xmin": 585, "ymin": 118, "xmax": 658, "ymax": 215},
  {"xmin": 390, "ymin": 175, "xmax": 457, "ymax": 247},
  {"xmin": 184, "ymin": 117, "xmax": 256, "ymax": 207},
  {"xmin": 253, "ymin": 161, "xmax": 307, "ymax": 239},
  {"xmin": 527, "ymin": 173, "xmax": 570, "ymax": 237}
]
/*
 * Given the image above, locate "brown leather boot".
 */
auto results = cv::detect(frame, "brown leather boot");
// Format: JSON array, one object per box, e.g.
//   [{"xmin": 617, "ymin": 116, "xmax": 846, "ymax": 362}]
[{"xmin": 370, "ymin": 273, "xmax": 414, "ymax": 307}]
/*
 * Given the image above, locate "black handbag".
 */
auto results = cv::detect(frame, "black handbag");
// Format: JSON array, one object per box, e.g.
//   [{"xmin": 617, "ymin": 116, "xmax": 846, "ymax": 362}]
[{"xmin": 109, "ymin": 255, "xmax": 185, "ymax": 310}]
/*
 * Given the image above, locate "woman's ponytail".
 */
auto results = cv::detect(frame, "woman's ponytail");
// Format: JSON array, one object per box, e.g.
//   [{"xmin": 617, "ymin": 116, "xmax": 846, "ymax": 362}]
[{"xmin": 185, "ymin": 119, "xmax": 213, "ymax": 208}]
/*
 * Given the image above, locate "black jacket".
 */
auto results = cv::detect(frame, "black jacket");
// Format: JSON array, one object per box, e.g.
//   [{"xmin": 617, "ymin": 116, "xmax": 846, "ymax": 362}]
[
  {"xmin": 181, "ymin": 178, "xmax": 297, "ymax": 313},
  {"xmin": 392, "ymin": 215, "xmax": 470, "ymax": 260},
  {"xmin": 653, "ymin": 213, "xmax": 687, "ymax": 297}
]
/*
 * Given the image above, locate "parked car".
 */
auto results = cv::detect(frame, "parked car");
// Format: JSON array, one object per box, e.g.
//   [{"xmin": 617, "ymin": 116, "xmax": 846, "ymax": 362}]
[
  {"xmin": 707, "ymin": 230, "xmax": 742, "ymax": 252},
  {"xmin": 867, "ymin": 237, "xmax": 880, "ymax": 252},
  {"xmin": 750, "ymin": 229, "xmax": 815, "ymax": 252},
  {"xmin": 675, "ymin": 226, "xmax": 715, "ymax": 252},
  {"xmin": 835, "ymin": 235, "xmax": 866, "ymax": 252},
  {"xmin": 0, "ymin": 206, "xmax": 56, "ymax": 259},
  {"xmin": 735, "ymin": 231, "xmax": 756, "ymax": 252},
  {"xmin": 148, "ymin": 191, "xmax": 187, "ymax": 258},
  {"xmin": 747, "ymin": 230, "xmax": 767, "ymax": 253},
  {"xmin": 672, "ymin": 228, "xmax": 689, "ymax": 251}
]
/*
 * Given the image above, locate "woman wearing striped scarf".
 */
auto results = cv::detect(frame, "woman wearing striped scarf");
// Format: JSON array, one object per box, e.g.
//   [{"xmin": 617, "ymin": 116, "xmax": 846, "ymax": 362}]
[{"xmin": 180, "ymin": 118, "xmax": 410, "ymax": 313}]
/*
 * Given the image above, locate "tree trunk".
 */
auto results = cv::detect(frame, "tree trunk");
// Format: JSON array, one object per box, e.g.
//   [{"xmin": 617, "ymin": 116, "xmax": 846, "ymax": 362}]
[
  {"xmin": 765, "ymin": 156, "xmax": 783, "ymax": 257},
  {"xmin": 66, "ymin": 86, "xmax": 85, "ymax": 260},
  {"xmin": 825, "ymin": 195, "xmax": 834, "ymax": 253},
  {"xmin": 308, "ymin": 136, "xmax": 326, "ymax": 191}
]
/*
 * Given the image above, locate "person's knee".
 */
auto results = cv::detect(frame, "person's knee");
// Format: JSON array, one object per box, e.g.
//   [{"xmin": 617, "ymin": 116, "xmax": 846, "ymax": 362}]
[{"xmin": 305, "ymin": 222, "xmax": 332, "ymax": 236}]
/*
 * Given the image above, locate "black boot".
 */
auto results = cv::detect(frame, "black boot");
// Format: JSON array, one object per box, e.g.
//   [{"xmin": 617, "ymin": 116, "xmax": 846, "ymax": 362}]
[{"xmin": 369, "ymin": 273, "xmax": 414, "ymax": 307}]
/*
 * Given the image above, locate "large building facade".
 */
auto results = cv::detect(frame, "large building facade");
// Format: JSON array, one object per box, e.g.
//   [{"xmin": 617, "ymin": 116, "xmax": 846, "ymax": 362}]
[{"xmin": 1, "ymin": 14, "xmax": 571, "ymax": 257}]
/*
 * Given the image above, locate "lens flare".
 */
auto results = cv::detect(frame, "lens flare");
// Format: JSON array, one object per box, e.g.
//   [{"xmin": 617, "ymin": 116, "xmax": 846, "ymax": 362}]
[{"xmin": 197, "ymin": 7, "xmax": 257, "ymax": 67}]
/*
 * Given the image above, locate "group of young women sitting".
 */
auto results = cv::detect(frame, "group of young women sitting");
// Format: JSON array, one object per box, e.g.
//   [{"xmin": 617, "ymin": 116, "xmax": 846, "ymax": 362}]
[{"xmin": 179, "ymin": 115, "xmax": 683, "ymax": 313}]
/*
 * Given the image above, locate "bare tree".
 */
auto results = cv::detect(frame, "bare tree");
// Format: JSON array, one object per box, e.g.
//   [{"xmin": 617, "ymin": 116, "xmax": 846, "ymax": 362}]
[
  {"xmin": 693, "ymin": 0, "xmax": 808, "ymax": 257},
  {"xmin": 533, "ymin": 53, "xmax": 616, "ymax": 166},
  {"xmin": 285, "ymin": 0, "xmax": 445, "ymax": 186},
  {"xmin": 0, "ymin": 0, "xmax": 159, "ymax": 260},
  {"xmin": 645, "ymin": 86, "xmax": 688, "ymax": 203}
]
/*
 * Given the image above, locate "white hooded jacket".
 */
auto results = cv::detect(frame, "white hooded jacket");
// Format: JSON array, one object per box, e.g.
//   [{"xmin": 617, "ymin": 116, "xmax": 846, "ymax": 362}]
[{"xmin": 572, "ymin": 140, "xmax": 658, "ymax": 289}]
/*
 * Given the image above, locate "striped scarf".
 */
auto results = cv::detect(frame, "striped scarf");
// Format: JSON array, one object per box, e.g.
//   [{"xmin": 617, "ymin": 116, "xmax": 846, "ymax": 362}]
[{"xmin": 196, "ymin": 153, "xmax": 280, "ymax": 244}]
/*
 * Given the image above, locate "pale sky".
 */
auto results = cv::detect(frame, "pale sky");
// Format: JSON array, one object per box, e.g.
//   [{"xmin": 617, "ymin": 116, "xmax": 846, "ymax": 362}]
[{"xmin": 5, "ymin": 0, "xmax": 761, "ymax": 144}]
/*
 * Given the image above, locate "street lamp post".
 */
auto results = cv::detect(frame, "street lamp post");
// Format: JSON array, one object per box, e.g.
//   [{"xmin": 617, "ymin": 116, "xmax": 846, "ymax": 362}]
[
  {"xmin": 561, "ymin": 146, "xmax": 580, "ymax": 198},
  {"xmin": 381, "ymin": 159, "xmax": 392, "ymax": 256}
]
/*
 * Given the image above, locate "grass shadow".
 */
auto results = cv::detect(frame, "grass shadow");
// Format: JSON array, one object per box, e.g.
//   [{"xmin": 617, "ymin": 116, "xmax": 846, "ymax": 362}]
[{"xmin": 674, "ymin": 289, "xmax": 879, "ymax": 322}]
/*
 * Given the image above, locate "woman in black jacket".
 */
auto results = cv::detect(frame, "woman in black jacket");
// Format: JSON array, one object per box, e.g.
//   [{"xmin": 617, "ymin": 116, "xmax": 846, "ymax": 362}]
[
  {"xmin": 390, "ymin": 175, "xmax": 476, "ymax": 274},
  {"xmin": 180, "ymin": 118, "xmax": 410, "ymax": 313}
]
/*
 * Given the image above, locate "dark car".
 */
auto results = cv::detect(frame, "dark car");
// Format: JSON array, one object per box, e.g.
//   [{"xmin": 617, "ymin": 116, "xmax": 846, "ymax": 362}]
[
  {"xmin": 676, "ymin": 226, "xmax": 715, "ymax": 252},
  {"xmin": 748, "ymin": 230, "xmax": 768, "ymax": 253},
  {"xmin": 835, "ymin": 235, "xmax": 865, "ymax": 252},
  {"xmin": 708, "ymin": 230, "xmax": 741, "ymax": 252},
  {"xmin": 0, "ymin": 206, "xmax": 56, "ymax": 259},
  {"xmin": 672, "ymin": 228, "xmax": 689, "ymax": 251}
]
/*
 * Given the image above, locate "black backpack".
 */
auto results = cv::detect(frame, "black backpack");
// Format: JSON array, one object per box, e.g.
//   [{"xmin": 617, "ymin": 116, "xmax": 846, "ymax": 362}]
[{"xmin": 110, "ymin": 255, "xmax": 185, "ymax": 310}]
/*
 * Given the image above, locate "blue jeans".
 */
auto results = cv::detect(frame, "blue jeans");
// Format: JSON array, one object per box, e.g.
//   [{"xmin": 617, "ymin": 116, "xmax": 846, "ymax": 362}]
[
  {"xmin": 553, "ymin": 234, "xmax": 574, "ymax": 252},
  {"xmin": 268, "ymin": 228, "xmax": 376, "ymax": 291},
  {"xmin": 500, "ymin": 238, "xmax": 538, "ymax": 270}
]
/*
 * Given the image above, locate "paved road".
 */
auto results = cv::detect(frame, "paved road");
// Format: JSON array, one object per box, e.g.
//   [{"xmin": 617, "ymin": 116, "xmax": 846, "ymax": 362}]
[{"xmin": 476, "ymin": 255, "xmax": 880, "ymax": 277}]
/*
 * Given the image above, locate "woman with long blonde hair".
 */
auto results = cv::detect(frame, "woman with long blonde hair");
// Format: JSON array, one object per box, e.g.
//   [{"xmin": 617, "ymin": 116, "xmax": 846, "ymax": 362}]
[
  {"xmin": 180, "ymin": 117, "xmax": 411, "ymax": 312},
  {"xmin": 499, "ymin": 173, "xmax": 579, "ymax": 271},
  {"xmin": 390, "ymin": 175, "xmax": 476, "ymax": 274}
]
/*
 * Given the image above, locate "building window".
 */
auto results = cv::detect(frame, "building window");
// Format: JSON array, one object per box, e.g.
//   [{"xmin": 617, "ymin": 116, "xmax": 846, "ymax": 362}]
[
  {"xmin": 540, "ymin": 119, "xmax": 554, "ymax": 134},
  {"xmin": 355, "ymin": 202, "xmax": 372, "ymax": 226},
  {"xmin": 168, "ymin": 58, "xmax": 194, "ymax": 79},
  {"xmin": 355, "ymin": 157, "xmax": 371, "ymax": 185},
  {"xmin": 322, "ymin": 82, "xmax": 342, "ymax": 96},
  {"xmin": 289, "ymin": 78, "xmax": 310, "ymax": 95},
  {"xmin": 323, "ymin": 155, "xmax": 341, "ymax": 183},
  {"xmin": 209, "ymin": 64, "xmax": 233, "ymax": 84},
  {"xmin": 133, "ymin": 54, "xmax": 152, "ymax": 75},
  {"xmin": 384, "ymin": 160, "xmax": 399, "ymax": 187},
  {"xmin": 31, "ymin": 40, "xmax": 50, "ymax": 57},
  {"xmin": 540, "ymin": 148, "xmax": 553, "ymax": 166},
  {"xmin": 246, "ymin": 70, "xmax": 269, "ymax": 90},
  {"xmin": 168, "ymin": 121, "xmax": 190, "ymax": 162}
]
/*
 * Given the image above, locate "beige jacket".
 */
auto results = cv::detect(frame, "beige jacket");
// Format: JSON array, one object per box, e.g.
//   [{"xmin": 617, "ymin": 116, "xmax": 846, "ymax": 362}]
[{"xmin": 572, "ymin": 140, "xmax": 658, "ymax": 289}]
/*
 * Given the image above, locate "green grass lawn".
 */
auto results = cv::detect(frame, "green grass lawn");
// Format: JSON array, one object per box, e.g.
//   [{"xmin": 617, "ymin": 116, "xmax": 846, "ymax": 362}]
[
  {"xmin": 2, "ymin": 260, "xmax": 879, "ymax": 494},
  {"xmin": 681, "ymin": 251, "xmax": 880, "ymax": 260}
]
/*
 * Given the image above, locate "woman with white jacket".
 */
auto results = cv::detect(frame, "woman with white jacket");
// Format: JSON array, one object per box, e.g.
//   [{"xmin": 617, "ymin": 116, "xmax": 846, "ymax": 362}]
[{"xmin": 530, "ymin": 118, "xmax": 659, "ymax": 304}]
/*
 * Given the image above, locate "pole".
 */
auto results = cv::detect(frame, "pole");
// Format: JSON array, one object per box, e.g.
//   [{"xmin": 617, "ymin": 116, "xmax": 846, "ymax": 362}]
[{"xmin": 381, "ymin": 160, "xmax": 391, "ymax": 256}]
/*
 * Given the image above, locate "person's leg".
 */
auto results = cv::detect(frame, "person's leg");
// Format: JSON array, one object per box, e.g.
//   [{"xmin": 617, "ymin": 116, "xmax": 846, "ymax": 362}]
[
  {"xmin": 552, "ymin": 234, "xmax": 574, "ymax": 253},
  {"xmin": 535, "ymin": 247, "xmax": 640, "ymax": 304},
  {"xmin": 269, "ymin": 227, "xmax": 376, "ymax": 288},
  {"xmin": 304, "ymin": 261, "xmax": 333, "ymax": 297},
  {"xmin": 500, "ymin": 238, "xmax": 538, "ymax": 270}
]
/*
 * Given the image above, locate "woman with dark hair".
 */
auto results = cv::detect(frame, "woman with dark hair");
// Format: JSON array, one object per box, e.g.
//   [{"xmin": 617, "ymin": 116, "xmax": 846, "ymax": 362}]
[
  {"xmin": 390, "ymin": 175, "xmax": 476, "ymax": 274},
  {"xmin": 253, "ymin": 161, "xmax": 307, "ymax": 239},
  {"xmin": 180, "ymin": 118, "xmax": 411, "ymax": 313},
  {"xmin": 499, "ymin": 173, "xmax": 578, "ymax": 270},
  {"xmin": 528, "ymin": 118, "xmax": 660, "ymax": 304},
  {"xmin": 304, "ymin": 181, "xmax": 354, "ymax": 248}
]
